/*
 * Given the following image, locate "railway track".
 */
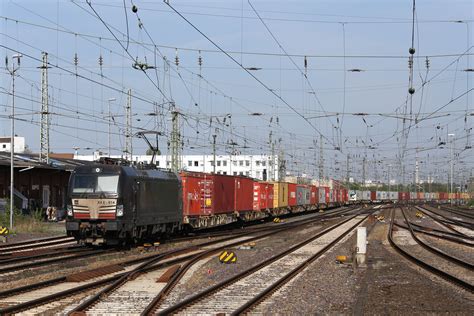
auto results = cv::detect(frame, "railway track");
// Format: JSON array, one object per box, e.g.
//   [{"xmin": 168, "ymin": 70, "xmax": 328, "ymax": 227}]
[
  {"xmin": 435, "ymin": 205, "xmax": 474, "ymax": 221},
  {"xmin": 0, "ymin": 206, "xmax": 361, "ymax": 315},
  {"xmin": 399, "ymin": 207, "xmax": 473, "ymax": 270},
  {"xmin": 415, "ymin": 206, "xmax": 474, "ymax": 238},
  {"xmin": 151, "ymin": 212, "xmax": 372, "ymax": 315},
  {"xmin": 0, "ymin": 248, "xmax": 111, "ymax": 275},
  {"xmin": 69, "ymin": 207, "xmax": 365, "ymax": 315},
  {"xmin": 388, "ymin": 208, "xmax": 474, "ymax": 293},
  {"xmin": 393, "ymin": 222, "xmax": 474, "ymax": 247},
  {"xmin": 0, "ymin": 236, "xmax": 76, "ymax": 256}
]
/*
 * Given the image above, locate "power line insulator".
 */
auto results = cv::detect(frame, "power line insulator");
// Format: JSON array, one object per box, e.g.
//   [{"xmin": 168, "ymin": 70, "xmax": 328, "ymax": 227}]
[
  {"xmin": 73, "ymin": 53, "xmax": 78, "ymax": 66},
  {"xmin": 408, "ymin": 87, "xmax": 415, "ymax": 95},
  {"xmin": 175, "ymin": 49, "xmax": 179, "ymax": 67},
  {"xmin": 132, "ymin": 5, "xmax": 138, "ymax": 13},
  {"xmin": 408, "ymin": 58, "xmax": 413, "ymax": 69},
  {"xmin": 425, "ymin": 56, "xmax": 430, "ymax": 69},
  {"xmin": 99, "ymin": 55, "xmax": 103, "ymax": 67},
  {"xmin": 198, "ymin": 51, "xmax": 202, "ymax": 67}
]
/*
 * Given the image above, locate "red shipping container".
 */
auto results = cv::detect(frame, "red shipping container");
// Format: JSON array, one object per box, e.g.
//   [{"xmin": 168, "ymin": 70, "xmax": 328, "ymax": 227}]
[
  {"xmin": 417, "ymin": 192, "xmax": 424, "ymax": 200},
  {"xmin": 342, "ymin": 189, "xmax": 348, "ymax": 202},
  {"xmin": 310, "ymin": 185, "xmax": 318, "ymax": 205},
  {"xmin": 180, "ymin": 171, "xmax": 214, "ymax": 216},
  {"xmin": 325, "ymin": 187, "xmax": 330, "ymax": 204},
  {"xmin": 370, "ymin": 191, "xmax": 376, "ymax": 201},
  {"xmin": 288, "ymin": 183, "xmax": 297, "ymax": 206},
  {"xmin": 253, "ymin": 182, "xmax": 262, "ymax": 211},
  {"xmin": 234, "ymin": 176, "xmax": 254, "ymax": 212},
  {"xmin": 266, "ymin": 183, "xmax": 274, "ymax": 209},
  {"xmin": 181, "ymin": 172, "xmax": 253, "ymax": 216},
  {"xmin": 253, "ymin": 182, "xmax": 274, "ymax": 210}
]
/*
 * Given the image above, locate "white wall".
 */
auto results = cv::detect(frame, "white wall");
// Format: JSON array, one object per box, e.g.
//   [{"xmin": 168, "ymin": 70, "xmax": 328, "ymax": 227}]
[
  {"xmin": 75, "ymin": 153, "xmax": 279, "ymax": 181},
  {"xmin": 0, "ymin": 136, "xmax": 25, "ymax": 153}
]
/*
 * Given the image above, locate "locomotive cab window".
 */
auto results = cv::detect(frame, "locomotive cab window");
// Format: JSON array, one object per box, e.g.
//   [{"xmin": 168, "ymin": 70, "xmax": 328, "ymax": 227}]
[{"xmin": 72, "ymin": 174, "xmax": 119, "ymax": 194}]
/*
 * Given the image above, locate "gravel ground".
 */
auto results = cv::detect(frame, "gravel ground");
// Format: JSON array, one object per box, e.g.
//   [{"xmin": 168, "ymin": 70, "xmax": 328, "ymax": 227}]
[
  {"xmin": 164, "ymin": 208, "xmax": 473, "ymax": 314},
  {"xmin": 426, "ymin": 205, "xmax": 474, "ymax": 225},
  {"xmin": 393, "ymin": 209, "xmax": 473, "ymax": 283},
  {"xmin": 2, "ymin": 235, "xmax": 227, "ymax": 289},
  {"xmin": 360, "ymin": 209, "xmax": 474, "ymax": 314},
  {"xmin": 403, "ymin": 207, "xmax": 474, "ymax": 263},
  {"xmin": 155, "ymin": 215, "xmax": 348, "ymax": 308},
  {"xmin": 417, "ymin": 233, "xmax": 474, "ymax": 264}
]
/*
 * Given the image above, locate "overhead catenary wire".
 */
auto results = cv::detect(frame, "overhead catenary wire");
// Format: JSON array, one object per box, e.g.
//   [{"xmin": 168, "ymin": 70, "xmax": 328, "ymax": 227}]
[{"xmin": 164, "ymin": 0, "xmax": 340, "ymax": 152}]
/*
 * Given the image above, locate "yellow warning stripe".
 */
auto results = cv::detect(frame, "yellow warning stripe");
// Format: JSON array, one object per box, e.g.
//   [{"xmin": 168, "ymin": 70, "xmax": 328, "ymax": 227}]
[
  {"xmin": 223, "ymin": 252, "xmax": 234, "ymax": 263},
  {"xmin": 219, "ymin": 251, "xmax": 228, "ymax": 261}
]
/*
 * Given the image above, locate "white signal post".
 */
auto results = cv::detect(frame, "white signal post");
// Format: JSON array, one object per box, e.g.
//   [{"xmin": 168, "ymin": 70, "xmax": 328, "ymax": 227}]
[{"xmin": 5, "ymin": 53, "xmax": 22, "ymax": 230}]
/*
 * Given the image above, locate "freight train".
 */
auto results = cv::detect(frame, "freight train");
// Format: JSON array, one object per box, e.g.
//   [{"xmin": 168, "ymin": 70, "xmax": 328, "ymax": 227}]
[{"xmin": 65, "ymin": 163, "xmax": 469, "ymax": 245}]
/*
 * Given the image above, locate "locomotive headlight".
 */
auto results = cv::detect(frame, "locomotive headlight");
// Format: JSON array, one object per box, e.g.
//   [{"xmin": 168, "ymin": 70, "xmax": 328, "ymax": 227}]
[
  {"xmin": 116, "ymin": 205, "xmax": 124, "ymax": 217},
  {"xmin": 67, "ymin": 205, "xmax": 73, "ymax": 217}
]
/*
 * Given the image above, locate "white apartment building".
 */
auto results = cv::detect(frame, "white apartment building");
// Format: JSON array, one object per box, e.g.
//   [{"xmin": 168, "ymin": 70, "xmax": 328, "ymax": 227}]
[
  {"xmin": 75, "ymin": 153, "xmax": 280, "ymax": 181},
  {"xmin": 0, "ymin": 136, "xmax": 25, "ymax": 153}
]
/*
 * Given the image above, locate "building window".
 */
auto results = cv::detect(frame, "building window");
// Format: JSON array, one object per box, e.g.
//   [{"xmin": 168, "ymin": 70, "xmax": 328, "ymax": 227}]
[
  {"xmin": 223, "ymin": 171, "xmax": 227, "ymax": 175},
  {"xmin": 245, "ymin": 160, "xmax": 250, "ymax": 166},
  {"xmin": 239, "ymin": 160, "xmax": 244, "ymax": 166},
  {"xmin": 233, "ymin": 161, "xmax": 237, "ymax": 166},
  {"xmin": 233, "ymin": 172, "xmax": 237, "ymax": 175},
  {"xmin": 194, "ymin": 161, "xmax": 199, "ymax": 166},
  {"xmin": 156, "ymin": 161, "xmax": 160, "ymax": 166},
  {"xmin": 256, "ymin": 161, "xmax": 260, "ymax": 166},
  {"xmin": 262, "ymin": 161, "xmax": 266, "ymax": 167},
  {"xmin": 210, "ymin": 161, "xmax": 214, "ymax": 166},
  {"xmin": 223, "ymin": 160, "xmax": 227, "ymax": 167},
  {"xmin": 245, "ymin": 171, "xmax": 249, "ymax": 176},
  {"xmin": 188, "ymin": 160, "xmax": 192, "ymax": 167},
  {"xmin": 217, "ymin": 160, "xmax": 221, "ymax": 167},
  {"xmin": 239, "ymin": 171, "xmax": 244, "ymax": 175},
  {"xmin": 256, "ymin": 171, "xmax": 261, "ymax": 178}
]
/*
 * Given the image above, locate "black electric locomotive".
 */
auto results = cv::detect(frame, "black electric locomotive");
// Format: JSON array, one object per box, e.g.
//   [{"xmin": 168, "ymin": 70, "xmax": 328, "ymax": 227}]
[{"xmin": 66, "ymin": 164, "xmax": 182, "ymax": 245}]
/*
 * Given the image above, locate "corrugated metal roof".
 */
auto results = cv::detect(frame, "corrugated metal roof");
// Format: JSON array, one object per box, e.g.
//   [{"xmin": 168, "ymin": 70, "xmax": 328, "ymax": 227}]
[{"xmin": 0, "ymin": 153, "xmax": 92, "ymax": 171}]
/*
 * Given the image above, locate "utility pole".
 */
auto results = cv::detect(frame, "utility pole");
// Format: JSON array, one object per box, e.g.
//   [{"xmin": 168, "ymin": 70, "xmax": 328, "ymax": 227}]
[
  {"xmin": 278, "ymin": 139, "xmax": 285, "ymax": 181},
  {"xmin": 388, "ymin": 164, "xmax": 391, "ymax": 193},
  {"xmin": 170, "ymin": 106, "xmax": 180, "ymax": 173},
  {"xmin": 346, "ymin": 154, "xmax": 350, "ymax": 183},
  {"xmin": 319, "ymin": 134, "xmax": 324, "ymax": 183},
  {"xmin": 39, "ymin": 52, "xmax": 50, "ymax": 164},
  {"xmin": 212, "ymin": 134, "xmax": 217, "ymax": 173},
  {"xmin": 362, "ymin": 156, "xmax": 366, "ymax": 187},
  {"xmin": 124, "ymin": 89, "xmax": 132, "ymax": 161},
  {"xmin": 268, "ymin": 132, "xmax": 273, "ymax": 181},
  {"xmin": 107, "ymin": 98, "xmax": 116, "ymax": 157},
  {"xmin": 449, "ymin": 133, "xmax": 455, "ymax": 204},
  {"xmin": 271, "ymin": 140, "xmax": 276, "ymax": 181},
  {"xmin": 5, "ymin": 53, "xmax": 21, "ymax": 230}
]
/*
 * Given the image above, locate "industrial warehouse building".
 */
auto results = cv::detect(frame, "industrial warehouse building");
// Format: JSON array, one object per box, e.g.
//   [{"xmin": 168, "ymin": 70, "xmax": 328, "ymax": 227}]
[{"xmin": 0, "ymin": 153, "xmax": 89, "ymax": 213}]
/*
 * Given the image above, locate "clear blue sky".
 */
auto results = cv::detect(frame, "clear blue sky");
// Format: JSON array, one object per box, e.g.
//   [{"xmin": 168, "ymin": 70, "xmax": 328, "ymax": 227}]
[{"xmin": 1, "ymin": 0, "xmax": 472, "ymax": 185}]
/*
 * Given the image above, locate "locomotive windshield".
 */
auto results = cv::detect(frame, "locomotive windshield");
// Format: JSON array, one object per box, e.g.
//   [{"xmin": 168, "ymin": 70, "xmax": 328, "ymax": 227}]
[{"xmin": 72, "ymin": 174, "xmax": 119, "ymax": 194}]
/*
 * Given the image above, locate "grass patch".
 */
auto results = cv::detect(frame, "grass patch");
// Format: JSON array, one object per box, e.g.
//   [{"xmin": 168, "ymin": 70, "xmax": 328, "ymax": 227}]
[{"xmin": 0, "ymin": 201, "xmax": 61, "ymax": 234}]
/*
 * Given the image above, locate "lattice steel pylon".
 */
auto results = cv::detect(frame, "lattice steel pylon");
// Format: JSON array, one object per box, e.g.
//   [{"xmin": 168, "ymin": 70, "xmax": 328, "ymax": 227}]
[
  {"xmin": 39, "ymin": 52, "xmax": 50, "ymax": 164},
  {"xmin": 318, "ymin": 134, "xmax": 324, "ymax": 182},
  {"xmin": 124, "ymin": 89, "xmax": 133, "ymax": 161},
  {"xmin": 170, "ymin": 106, "xmax": 181, "ymax": 173}
]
